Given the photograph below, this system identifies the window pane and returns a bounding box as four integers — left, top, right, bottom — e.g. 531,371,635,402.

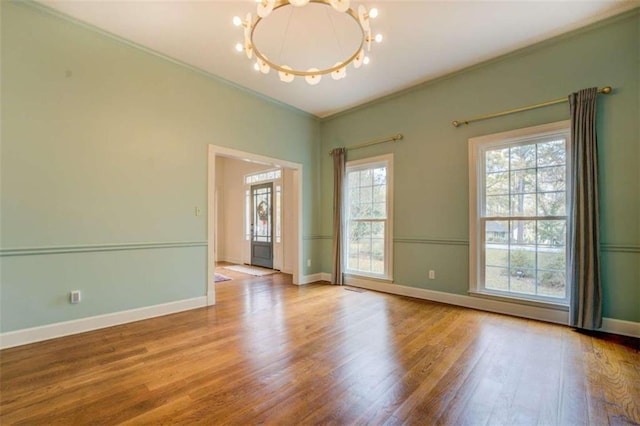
373,167,386,185
349,221,372,273
510,144,536,170
275,185,281,243
373,184,386,203
537,140,565,167
510,246,535,270
348,242,360,270
361,204,375,219
509,247,535,295
538,166,565,192
511,168,536,194
486,148,509,173
510,221,536,245
485,244,509,268
360,186,373,203
537,192,565,216
537,270,566,298
485,246,508,268
538,247,566,270
372,222,384,238
486,172,509,196
537,220,566,247
486,195,510,216
485,220,509,244
349,188,360,213
371,239,385,273
245,190,251,240
509,268,536,295
485,220,508,268
510,194,536,216
372,202,386,218
360,169,373,187
485,266,509,291
350,221,370,240
349,171,360,188
356,239,372,271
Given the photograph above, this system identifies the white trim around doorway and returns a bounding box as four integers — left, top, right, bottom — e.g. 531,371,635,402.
207,145,304,306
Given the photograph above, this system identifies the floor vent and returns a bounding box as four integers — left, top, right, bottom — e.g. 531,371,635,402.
344,287,366,293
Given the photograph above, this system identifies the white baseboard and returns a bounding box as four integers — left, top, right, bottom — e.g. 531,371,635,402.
0,296,207,349
345,276,568,324
601,318,640,338
297,273,331,285
222,257,243,265
342,275,640,338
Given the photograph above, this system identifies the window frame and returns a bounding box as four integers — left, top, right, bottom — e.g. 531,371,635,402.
344,153,394,281
469,120,571,306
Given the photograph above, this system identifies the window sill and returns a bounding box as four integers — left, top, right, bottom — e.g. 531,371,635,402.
468,290,569,311
344,273,393,285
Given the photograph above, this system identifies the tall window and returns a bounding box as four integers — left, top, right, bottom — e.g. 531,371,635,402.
275,184,282,243
345,154,393,280
469,121,570,305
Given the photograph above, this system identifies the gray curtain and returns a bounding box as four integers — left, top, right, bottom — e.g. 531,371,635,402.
331,148,346,285
568,87,602,330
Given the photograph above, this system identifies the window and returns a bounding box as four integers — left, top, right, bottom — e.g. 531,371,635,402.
275,184,281,243
245,169,281,185
345,154,393,280
469,121,571,305
245,189,251,241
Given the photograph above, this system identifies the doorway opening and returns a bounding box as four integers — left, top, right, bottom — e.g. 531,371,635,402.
207,145,303,306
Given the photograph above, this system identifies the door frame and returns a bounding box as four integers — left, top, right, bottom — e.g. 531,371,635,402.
207,145,303,305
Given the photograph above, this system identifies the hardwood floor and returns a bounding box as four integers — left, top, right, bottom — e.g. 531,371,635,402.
1,274,639,425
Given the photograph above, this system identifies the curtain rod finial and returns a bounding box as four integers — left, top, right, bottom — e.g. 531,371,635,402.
601,86,612,94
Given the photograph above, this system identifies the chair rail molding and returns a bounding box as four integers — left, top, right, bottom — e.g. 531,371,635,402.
0,241,207,257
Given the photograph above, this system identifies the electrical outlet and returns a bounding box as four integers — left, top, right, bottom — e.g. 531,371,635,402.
195,206,201,216
307,259,311,267
70,290,81,304
428,270,435,280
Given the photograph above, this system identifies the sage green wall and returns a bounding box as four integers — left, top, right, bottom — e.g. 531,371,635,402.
320,11,640,322
0,2,321,332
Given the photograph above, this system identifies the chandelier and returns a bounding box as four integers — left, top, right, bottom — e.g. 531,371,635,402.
233,0,381,85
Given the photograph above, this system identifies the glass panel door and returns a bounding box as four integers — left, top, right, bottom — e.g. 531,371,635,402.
250,183,273,269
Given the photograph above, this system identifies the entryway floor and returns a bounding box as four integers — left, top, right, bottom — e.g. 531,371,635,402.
215,261,282,281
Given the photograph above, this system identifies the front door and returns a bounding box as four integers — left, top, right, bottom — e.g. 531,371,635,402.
250,182,273,269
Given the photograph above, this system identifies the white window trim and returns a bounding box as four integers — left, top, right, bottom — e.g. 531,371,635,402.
344,153,394,281
469,120,571,307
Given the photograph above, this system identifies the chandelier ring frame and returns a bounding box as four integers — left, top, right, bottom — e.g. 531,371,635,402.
250,0,365,77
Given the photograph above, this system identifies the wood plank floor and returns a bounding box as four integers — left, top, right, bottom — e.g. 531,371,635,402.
1,274,639,425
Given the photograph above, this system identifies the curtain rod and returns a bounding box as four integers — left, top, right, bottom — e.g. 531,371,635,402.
452,86,613,128
329,134,403,155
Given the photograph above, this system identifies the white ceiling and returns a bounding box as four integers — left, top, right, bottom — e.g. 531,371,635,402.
39,0,638,118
